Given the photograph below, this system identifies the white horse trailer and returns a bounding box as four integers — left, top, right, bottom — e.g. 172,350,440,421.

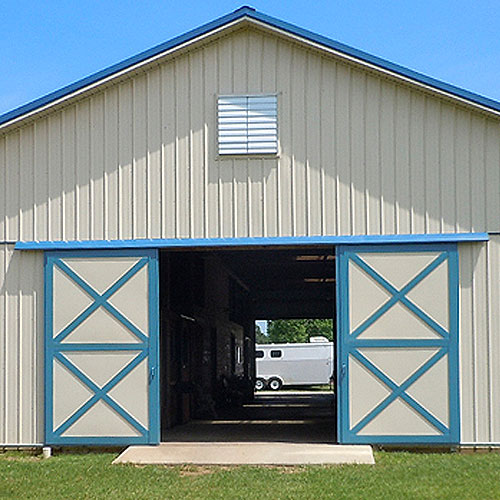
255,338,334,390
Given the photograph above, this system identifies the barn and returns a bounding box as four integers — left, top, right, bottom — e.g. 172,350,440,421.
0,6,499,449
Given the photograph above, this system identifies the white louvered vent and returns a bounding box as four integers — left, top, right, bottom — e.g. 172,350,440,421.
218,95,278,155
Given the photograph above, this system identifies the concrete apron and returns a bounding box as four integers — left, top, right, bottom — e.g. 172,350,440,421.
113,393,374,465
113,443,375,465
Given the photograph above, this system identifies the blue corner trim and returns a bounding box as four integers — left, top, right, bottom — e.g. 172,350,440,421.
15,232,489,251
2,7,500,128
335,245,344,444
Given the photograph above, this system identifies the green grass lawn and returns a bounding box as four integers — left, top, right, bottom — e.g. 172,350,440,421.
1,450,500,500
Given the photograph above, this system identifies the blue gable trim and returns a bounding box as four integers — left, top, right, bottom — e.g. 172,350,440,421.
1,6,500,128
15,232,489,251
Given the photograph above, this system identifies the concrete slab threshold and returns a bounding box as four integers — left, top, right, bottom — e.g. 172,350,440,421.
113,442,375,465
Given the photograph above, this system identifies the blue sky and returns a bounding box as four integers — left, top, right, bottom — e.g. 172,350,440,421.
256,320,267,334
1,1,500,116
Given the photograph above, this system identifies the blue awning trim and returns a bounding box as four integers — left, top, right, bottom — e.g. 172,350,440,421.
14,233,489,251
1,6,500,128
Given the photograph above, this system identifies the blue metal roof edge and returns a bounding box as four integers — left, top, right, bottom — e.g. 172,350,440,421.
250,9,500,113
0,7,255,127
1,5,500,128
14,233,489,250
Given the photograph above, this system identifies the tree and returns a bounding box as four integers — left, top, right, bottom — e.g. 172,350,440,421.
267,319,333,343
255,323,270,344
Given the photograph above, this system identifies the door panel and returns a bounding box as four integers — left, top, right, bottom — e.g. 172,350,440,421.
45,249,159,445
337,244,459,444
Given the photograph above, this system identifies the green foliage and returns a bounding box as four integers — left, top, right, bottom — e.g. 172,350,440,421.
2,451,500,499
255,324,270,344
267,319,333,344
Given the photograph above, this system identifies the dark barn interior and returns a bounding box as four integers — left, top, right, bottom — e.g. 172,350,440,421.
158,246,337,441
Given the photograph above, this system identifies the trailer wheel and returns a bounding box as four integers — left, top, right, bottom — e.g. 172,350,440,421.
268,377,282,391
255,378,266,391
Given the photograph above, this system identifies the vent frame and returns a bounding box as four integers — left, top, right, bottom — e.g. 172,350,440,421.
217,93,279,156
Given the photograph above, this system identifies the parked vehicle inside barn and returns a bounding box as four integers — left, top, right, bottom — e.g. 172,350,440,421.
255,337,334,390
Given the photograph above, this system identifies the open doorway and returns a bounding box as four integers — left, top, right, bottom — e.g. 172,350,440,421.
250,317,335,443
158,246,337,443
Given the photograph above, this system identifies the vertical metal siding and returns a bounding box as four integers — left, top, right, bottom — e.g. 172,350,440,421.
1,28,499,242
0,245,44,444
0,135,5,241
459,236,500,444
0,28,500,446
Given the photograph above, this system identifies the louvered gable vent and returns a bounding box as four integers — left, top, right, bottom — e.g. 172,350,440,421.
218,95,278,155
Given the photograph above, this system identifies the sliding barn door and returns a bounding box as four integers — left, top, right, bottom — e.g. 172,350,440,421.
44,249,159,445
337,244,459,444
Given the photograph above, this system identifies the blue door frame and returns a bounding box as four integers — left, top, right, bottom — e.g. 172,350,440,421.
336,243,460,444
44,249,160,445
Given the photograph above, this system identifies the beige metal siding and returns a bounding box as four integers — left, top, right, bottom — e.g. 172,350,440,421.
2,240,500,445
460,235,500,444
0,26,500,446
0,27,499,242
0,245,44,444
